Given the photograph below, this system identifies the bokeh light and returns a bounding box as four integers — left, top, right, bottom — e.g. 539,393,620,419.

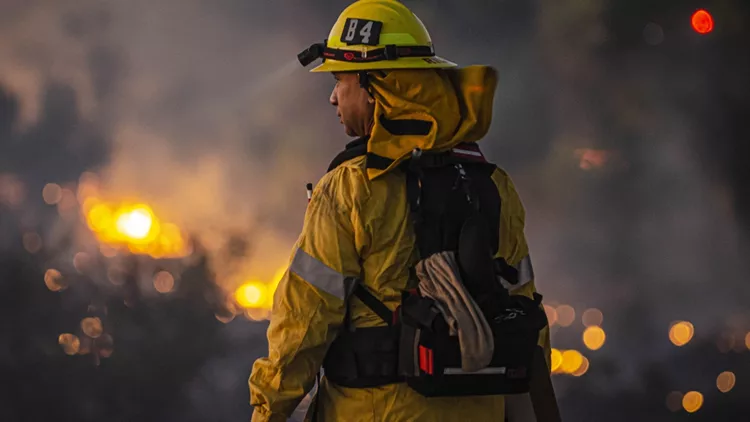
245,307,271,321
544,305,558,326
76,172,100,203
97,333,114,358
556,305,575,327
58,333,81,355
57,188,77,215
215,314,235,323
44,269,67,292
215,305,237,324
0,174,26,206
717,371,736,393
581,308,603,327
235,282,266,308
78,337,92,355
691,9,714,35
669,321,694,346
81,317,103,339
561,349,584,374
682,391,704,413
107,267,126,286
551,348,563,373
583,326,606,351
230,270,282,321
745,332,750,351
100,244,118,258
153,271,175,294
571,356,590,377
42,183,62,205
73,252,91,273
22,232,42,254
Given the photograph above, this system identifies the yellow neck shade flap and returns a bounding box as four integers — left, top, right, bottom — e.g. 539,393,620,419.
365,65,499,180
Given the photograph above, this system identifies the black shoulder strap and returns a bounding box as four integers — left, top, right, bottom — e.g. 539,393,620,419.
328,139,488,173
328,136,369,172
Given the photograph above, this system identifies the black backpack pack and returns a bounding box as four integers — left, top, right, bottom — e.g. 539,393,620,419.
322,138,548,397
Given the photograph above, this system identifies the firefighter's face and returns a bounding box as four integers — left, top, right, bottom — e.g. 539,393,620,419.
330,72,375,137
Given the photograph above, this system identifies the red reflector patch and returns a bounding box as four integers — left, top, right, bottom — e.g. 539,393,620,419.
419,345,434,375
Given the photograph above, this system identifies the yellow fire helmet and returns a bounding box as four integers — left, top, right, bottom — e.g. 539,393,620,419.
298,0,457,72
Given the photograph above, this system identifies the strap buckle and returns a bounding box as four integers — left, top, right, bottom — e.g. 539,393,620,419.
384,44,399,60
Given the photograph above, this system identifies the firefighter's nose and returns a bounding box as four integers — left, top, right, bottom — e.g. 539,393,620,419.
330,85,338,106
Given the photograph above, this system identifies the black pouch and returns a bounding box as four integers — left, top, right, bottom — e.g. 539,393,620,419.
323,324,402,388
397,290,546,397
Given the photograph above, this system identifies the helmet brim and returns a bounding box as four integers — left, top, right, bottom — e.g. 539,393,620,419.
310,55,457,73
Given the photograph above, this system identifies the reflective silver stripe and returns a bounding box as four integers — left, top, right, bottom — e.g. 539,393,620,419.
452,148,483,157
517,255,534,285
289,248,347,300
499,255,534,291
444,367,507,375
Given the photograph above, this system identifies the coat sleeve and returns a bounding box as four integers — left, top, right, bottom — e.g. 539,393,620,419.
249,167,364,422
490,168,551,364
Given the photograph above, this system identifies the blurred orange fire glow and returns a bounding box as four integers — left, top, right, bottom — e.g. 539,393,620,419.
233,267,287,318
82,198,190,259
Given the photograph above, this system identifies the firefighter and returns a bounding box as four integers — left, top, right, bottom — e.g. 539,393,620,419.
249,1,556,421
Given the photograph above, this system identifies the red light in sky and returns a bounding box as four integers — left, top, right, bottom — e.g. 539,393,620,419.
691,9,714,34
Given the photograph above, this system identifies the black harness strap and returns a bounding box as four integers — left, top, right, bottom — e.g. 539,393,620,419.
352,284,394,326
328,137,369,171
404,149,427,257
406,171,422,225
495,257,520,285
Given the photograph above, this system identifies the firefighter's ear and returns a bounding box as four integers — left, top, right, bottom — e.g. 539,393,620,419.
367,96,375,104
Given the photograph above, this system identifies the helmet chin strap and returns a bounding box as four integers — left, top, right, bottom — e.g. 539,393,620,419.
358,71,370,90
